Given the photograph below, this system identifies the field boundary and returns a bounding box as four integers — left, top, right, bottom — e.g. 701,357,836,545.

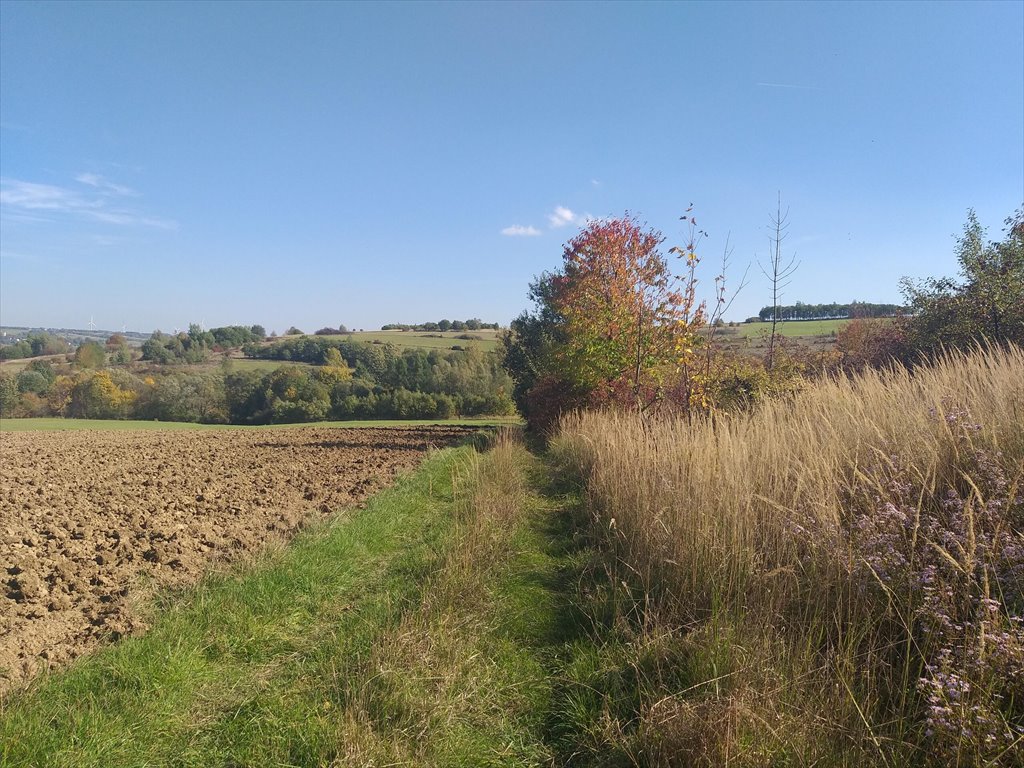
0,416,521,432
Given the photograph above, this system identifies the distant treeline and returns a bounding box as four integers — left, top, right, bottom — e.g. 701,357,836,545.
236,336,514,422
2,326,269,362
0,331,71,360
0,362,513,424
1,335,514,424
223,368,512,424
141,325,266,364
381,319,500,332
245,335,508,391
754,302,903,322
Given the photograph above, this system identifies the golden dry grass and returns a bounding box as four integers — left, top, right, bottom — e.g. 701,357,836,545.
556,346,1022,612
551,345,1024,765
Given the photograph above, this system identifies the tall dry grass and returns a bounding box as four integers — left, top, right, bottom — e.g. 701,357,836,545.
552,345,1024,766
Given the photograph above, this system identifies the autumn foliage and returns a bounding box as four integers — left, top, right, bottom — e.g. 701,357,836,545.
501,214,706,432
835,316,910,372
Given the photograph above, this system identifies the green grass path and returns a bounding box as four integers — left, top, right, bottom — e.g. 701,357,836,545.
2,437,632,767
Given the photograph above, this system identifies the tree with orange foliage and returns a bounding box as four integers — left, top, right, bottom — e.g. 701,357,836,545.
554,215,706,405
501,213,706,432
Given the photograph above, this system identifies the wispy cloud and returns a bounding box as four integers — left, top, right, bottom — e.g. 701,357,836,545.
75,172,139,197
756,82,823,91
0,176,176,229
591,179,601,187
501,224,541,237
89,210,177,229
0,179,99,212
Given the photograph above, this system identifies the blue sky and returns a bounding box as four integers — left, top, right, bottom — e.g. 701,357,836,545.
2,0,1022,334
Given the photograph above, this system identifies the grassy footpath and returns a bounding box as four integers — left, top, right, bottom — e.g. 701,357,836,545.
1,432,651,766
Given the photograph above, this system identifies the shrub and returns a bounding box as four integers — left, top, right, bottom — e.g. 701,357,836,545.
0,372,17,415
0,341,33,360
522,375,588,436
835,317,911,372
271,396,329,423
224,371,269,424
265,365,330,423
15,370,50,395
27,332,70,357
15,392,51,417
74,341,106,369
137,373,227,423
69,371,136,419
902,208,1023,355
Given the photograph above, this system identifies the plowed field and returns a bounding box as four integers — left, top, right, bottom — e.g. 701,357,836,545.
0,425,472,694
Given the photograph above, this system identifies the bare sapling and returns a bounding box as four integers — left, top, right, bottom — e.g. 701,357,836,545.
758,193,800,371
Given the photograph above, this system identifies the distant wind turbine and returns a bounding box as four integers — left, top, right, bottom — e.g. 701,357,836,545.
87,316,97,332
